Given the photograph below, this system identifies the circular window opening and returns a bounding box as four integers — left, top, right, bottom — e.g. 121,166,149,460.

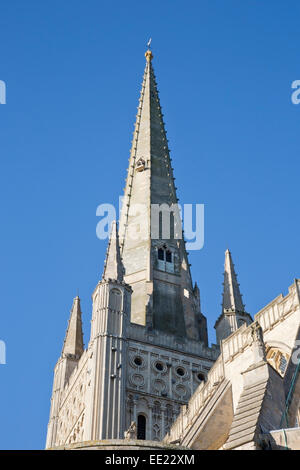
155,361,164,371
134,357,143,367
176,367,185,377
197,373,205,381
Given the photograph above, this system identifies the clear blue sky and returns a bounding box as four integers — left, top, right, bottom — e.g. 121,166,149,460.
1,0,300,449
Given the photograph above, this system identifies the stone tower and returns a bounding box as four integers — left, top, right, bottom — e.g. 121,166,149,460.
83,221,132,440
214,249,252,344
46,48,219,448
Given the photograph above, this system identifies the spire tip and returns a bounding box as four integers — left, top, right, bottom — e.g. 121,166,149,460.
145,49,153,62
145,38,153,61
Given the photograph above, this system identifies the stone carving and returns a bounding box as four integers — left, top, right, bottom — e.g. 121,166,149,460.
129,373,145,389
124,421,137,439
250,322,263,343
135,158,145,172
153,379,166,394
153,423,160,441
250,322,266,362
174,384,187,399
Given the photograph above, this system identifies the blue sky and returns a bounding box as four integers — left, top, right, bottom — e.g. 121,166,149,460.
1,0,300,449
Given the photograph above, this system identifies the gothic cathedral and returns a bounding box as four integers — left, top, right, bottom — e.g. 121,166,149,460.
46,49,300,451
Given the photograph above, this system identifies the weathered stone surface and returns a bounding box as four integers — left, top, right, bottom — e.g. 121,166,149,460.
166,281,300,450
261,428,300,450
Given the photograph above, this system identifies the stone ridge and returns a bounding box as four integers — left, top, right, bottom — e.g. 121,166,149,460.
49,438,187,450
224,380,268,449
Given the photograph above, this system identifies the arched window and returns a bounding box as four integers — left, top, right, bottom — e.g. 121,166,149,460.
137,414,146,440
157,246,174,273
166,250,172,263
158,248,164,261
109,288,122,311
165,404,173,434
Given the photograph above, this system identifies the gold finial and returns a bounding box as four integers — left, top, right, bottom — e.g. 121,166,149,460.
145,38,153,62
145,49,153,62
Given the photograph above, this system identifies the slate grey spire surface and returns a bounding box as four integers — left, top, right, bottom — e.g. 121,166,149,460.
118,49,206,342
222,249,245,313
62,296,84,358
102,220,124,282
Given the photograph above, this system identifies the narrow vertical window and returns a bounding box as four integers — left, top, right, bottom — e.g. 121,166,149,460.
158,248,164,261
137,414,146,440
166,250,172,263
159,211,162,239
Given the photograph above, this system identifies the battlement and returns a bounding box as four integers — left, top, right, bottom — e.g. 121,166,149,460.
255,279,300,333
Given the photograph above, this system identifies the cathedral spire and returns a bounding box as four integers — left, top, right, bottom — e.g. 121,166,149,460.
119,47,179,248
102,220,124,282
222,249,245,314
117,48,206,342
62,296,84,358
